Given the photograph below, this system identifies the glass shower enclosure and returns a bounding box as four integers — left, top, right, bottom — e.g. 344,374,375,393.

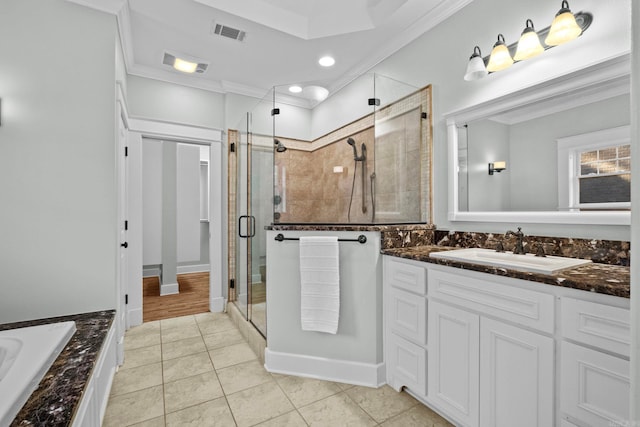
230,92,274,338
272,73,433,225
228,74,433,339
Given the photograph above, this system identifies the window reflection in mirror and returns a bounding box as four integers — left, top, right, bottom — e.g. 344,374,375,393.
459,93,630,212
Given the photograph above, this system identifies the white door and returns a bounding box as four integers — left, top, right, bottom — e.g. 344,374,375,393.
479,317,554,427
116,107,128,364
126,132,143,328
428,300,480,427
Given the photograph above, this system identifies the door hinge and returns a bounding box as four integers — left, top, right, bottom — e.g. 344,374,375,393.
229,278,235,289
124,220,128,230
421,112,428,119
125,294,128,304
125,146,128,157
230,142,236,153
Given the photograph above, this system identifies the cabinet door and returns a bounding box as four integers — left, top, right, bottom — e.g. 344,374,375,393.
428,301,479,427
388,287,427,345
386,332,427,395
479,318,554,427
561,341,630,426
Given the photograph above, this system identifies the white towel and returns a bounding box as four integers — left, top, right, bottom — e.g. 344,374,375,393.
299,236,340,334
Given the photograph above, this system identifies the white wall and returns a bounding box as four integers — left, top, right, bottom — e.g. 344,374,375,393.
176,143,201,262
127,75,226,129
0,0,118,322
142,140,163,265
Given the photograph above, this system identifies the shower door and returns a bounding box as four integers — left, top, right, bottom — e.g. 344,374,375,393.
233,115,272,338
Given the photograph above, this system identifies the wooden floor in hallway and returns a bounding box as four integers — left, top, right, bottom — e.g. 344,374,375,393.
143,272,210,322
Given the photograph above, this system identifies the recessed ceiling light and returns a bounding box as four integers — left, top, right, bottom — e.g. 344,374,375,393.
318,56,335,67
173,57,198,73
303,85,329,101
289,85,303,93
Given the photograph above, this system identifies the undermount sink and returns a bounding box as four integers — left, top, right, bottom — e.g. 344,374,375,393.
429,248,592,275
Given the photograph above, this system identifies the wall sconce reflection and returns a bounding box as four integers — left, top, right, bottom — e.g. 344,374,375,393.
488,161,507,175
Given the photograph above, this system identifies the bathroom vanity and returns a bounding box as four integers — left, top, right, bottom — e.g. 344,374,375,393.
382,249,630,427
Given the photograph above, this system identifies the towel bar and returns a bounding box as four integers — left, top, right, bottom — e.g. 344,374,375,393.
274,233,367,244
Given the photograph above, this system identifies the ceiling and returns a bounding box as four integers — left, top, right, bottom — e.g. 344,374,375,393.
68,0,471,103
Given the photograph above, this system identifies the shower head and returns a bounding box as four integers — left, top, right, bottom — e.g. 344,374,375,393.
347,137,361,160
274,139,287,153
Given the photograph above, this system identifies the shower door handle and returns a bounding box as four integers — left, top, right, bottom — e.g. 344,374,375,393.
238,215,250,238
238,215,256,238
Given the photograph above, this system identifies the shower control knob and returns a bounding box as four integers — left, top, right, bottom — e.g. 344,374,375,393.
120,242,128,248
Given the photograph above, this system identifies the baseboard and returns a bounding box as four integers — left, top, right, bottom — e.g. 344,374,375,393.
210,296,225,313
264,348,385,388
144,265,210,277
143,267,161,278
177,264,210,274
160,282,179,296
127,308,143,328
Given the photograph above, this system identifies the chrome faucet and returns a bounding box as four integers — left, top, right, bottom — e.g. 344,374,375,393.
505,227,526,255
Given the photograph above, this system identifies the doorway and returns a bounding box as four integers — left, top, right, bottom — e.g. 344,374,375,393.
140,138,211,322
121,115,225,331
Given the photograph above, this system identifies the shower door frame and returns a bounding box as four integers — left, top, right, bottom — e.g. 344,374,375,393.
228,117,269,338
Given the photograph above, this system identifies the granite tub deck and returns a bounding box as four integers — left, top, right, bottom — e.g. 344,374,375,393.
0,310,115,426
382,246,630,298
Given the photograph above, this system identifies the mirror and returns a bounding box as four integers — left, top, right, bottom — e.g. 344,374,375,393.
446,55,631,225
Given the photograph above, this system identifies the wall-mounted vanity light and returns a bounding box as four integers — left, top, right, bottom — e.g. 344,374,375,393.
464,47,488,81
488,161,507,175
463,1,592,81
486,34,514,72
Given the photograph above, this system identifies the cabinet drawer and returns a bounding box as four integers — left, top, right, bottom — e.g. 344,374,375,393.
386,333,426,396
385,257,427,295
561,298,630,358
428,268,555,334
388,287,427,345
561,341,630,426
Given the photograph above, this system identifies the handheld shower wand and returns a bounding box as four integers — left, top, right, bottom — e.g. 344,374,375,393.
346,137,368,220
347,138,366,161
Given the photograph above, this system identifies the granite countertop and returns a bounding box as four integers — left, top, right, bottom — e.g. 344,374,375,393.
270,223,437,232
0,310,115,427
382,246,630,298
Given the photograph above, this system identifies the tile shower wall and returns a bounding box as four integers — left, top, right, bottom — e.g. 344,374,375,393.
274,85,432,224
275,128,375,223
375,108,422,222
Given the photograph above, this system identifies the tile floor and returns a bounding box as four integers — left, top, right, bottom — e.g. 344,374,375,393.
104,312,452,427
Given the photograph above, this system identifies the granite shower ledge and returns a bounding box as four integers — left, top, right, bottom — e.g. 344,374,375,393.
382,246,630,299
0,310,115,426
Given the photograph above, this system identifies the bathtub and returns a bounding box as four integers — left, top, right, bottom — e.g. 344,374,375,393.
0,321,76,426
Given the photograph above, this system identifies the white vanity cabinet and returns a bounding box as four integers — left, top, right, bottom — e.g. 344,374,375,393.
384,256,428,395
383,255,631,427
427,267,554,427
560,298,631,427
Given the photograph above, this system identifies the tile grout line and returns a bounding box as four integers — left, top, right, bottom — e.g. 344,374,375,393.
199,316,240,427
159,319,167,426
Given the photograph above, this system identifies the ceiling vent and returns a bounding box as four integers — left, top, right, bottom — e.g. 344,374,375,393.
162,52,209,74
212,23,246,42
